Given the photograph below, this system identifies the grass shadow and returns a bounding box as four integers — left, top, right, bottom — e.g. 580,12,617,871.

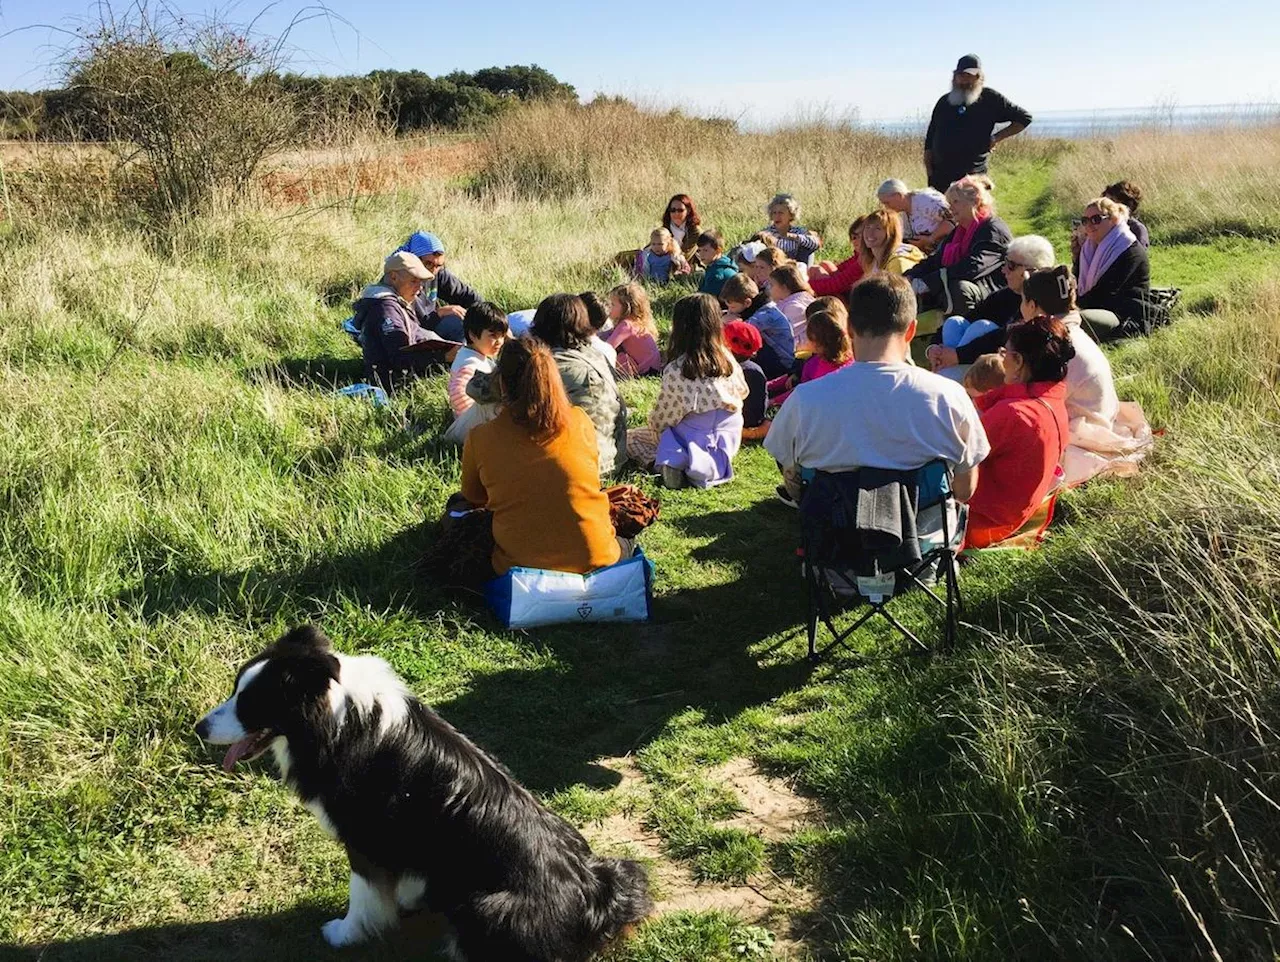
245,354,366,390
434,498,818,790
5,906,455,962
113,495,816,794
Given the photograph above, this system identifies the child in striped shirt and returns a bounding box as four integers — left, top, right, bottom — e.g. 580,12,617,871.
443,303,508,444
761,193,822,263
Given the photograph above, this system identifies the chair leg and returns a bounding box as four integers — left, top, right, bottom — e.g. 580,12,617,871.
942,551,959,652
879,605,928,654
805,564,819,661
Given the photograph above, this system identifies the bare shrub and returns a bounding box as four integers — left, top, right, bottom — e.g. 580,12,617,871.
62,4,301,221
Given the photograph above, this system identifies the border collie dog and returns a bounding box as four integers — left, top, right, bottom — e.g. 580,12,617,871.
195,624,651,959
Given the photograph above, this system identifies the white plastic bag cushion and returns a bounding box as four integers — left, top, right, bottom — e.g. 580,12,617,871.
484,549,654,630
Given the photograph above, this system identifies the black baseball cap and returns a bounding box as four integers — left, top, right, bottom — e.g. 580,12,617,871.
955,54,982,76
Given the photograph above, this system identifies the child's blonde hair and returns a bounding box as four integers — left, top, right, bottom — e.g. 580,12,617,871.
769,263,813,296
805,310,853,365
756,247,789,270
609,282,657,340
964,354,1006,396
649,227,676,255
807,295,848,332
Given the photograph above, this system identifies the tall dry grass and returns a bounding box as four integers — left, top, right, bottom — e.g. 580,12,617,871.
1052,124,1280,242
476,101,923,245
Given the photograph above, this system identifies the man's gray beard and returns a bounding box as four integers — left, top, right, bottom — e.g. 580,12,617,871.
947,83,984,107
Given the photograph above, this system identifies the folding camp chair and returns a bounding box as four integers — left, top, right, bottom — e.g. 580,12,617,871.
799,461,964,662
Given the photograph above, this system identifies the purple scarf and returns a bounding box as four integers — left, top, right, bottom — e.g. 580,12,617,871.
1078,221,1137,296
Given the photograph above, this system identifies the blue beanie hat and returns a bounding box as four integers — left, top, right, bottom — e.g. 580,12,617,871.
398,231,445,257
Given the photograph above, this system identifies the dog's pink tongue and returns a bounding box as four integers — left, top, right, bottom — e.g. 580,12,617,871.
222,736,259,773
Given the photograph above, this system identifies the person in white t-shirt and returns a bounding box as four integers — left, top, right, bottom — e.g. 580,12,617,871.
765,274,989,506
877,179,955,252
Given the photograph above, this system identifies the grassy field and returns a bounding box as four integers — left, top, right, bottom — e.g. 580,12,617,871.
3,113,1280,962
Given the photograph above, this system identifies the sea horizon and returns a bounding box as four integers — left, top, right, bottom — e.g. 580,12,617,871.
859,102,1280,138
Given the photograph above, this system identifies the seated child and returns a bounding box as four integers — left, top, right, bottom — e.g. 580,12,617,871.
808,217,867,297
737,244,787,300
696,229,739,299
626,294,749,489
579,291,618,369
963,354,1006,400
761,193,822,264
808,295,850,337
766,309,853,407
443,302,508,445
769,263,816,350
719,274,794,380
604,283,663,377
723,320,768,440
505,308,536,339
633,228,689,284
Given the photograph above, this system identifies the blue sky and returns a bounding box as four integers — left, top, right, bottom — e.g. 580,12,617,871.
2,0,1277,122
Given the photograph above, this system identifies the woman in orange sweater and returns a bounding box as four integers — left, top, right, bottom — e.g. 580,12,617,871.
460,336,622,577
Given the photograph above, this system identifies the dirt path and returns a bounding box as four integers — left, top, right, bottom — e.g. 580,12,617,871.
584,757,822,958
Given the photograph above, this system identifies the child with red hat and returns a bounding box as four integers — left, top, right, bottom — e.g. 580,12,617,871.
723,320,769,440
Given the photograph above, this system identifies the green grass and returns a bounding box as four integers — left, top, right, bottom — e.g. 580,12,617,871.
3,127,1280,962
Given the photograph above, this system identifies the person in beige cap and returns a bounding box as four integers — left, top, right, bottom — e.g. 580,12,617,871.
353,250,460,390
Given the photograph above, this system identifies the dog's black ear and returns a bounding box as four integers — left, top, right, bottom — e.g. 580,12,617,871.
279,650,341,699
278,623,332,652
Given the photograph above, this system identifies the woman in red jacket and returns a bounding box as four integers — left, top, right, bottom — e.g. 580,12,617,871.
965,315,1075,548
807,217,867,298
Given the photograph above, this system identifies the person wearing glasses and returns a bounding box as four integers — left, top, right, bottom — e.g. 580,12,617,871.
926,235,1055,374
662,194,703,261
1071,196,1151,341
923,55,1032,195
354,251,461,389
397,231,483,344
613,194,703,273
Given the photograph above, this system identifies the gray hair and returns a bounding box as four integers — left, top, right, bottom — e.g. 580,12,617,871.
1006,235,1055,270
877,178,909,199
768,193,801,218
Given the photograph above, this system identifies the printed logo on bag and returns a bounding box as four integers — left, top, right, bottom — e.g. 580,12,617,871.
577,603,593,620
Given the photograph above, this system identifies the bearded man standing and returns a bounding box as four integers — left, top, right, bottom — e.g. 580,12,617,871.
923,55,1032,193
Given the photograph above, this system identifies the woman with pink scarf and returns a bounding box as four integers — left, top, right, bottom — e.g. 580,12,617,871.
905,176,1012,317
1072,195,1151,341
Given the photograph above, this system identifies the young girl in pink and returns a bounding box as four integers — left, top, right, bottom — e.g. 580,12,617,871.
766,308,852,407
604,283,663,377
767,263,815,350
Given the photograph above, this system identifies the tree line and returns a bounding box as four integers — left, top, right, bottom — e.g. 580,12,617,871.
0,64,579,140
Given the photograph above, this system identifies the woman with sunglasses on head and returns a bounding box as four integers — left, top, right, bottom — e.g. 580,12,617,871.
1071,196,1150,341
926,234,1054,375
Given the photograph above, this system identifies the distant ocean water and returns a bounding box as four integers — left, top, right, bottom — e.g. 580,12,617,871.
864,103,1280,139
